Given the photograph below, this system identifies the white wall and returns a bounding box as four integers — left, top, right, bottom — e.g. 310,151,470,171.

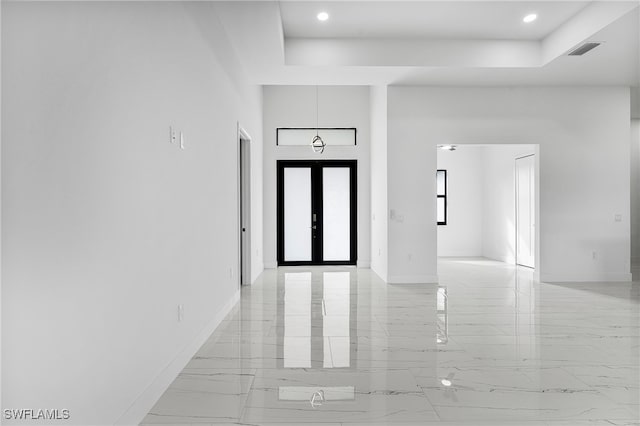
632,119,640,279
482,145,538,264
2,2,262,425
370,86,388,280
248,128,264,283
262,86,371,268
0,0,3,412
388,86,631,283
385,99,437,284
436,146,484,257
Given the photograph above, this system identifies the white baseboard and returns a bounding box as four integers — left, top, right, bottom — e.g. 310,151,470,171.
264,261,277,269
250,262,264,284
115,290,240,426
632,257,640,282
388,274,439,284
482,254,513,264
540,272,633,283
370,266,388,283
632,266,640,282
438,251,484,258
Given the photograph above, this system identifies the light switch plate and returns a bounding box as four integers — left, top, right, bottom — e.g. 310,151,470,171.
178,304,184,322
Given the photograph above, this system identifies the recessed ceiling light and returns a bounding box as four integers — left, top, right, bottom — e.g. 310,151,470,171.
317,12,329,22
523,13,538,23
441,379,452,387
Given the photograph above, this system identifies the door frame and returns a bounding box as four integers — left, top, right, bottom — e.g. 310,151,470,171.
277,160,357,266
238,124,252,286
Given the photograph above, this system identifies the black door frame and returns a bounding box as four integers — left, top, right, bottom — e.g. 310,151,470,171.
277,160,357,266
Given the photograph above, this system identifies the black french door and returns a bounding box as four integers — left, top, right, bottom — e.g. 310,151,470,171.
277,160,357,266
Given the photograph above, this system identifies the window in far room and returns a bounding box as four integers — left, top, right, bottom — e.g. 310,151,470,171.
437,170,447,225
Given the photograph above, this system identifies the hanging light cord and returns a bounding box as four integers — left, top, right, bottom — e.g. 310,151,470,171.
311,85,325,154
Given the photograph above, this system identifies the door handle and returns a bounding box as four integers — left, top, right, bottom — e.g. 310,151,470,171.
310,225,317,229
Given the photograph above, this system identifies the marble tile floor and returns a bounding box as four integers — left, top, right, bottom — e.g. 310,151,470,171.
142,258,639,426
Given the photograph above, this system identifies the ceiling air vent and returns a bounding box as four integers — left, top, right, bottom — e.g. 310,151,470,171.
568,42,601,56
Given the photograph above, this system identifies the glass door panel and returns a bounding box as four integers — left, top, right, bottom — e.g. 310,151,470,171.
322,167,351,261
284,167,312,262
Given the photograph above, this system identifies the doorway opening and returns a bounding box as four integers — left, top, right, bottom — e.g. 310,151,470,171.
436,144,538,271
277,160,357,266
239,126,251,286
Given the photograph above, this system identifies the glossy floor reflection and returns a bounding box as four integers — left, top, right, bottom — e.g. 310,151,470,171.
142,258,640,426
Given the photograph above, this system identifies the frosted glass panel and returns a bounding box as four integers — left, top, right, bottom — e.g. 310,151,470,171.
322,168,350,261
437,197,446,223
277,128,356,146
284,168,311,261
437,170,446,195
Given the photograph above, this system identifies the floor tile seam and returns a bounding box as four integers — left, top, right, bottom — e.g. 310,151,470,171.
417,385,444,421
238,370,259,425
372,315,391,338
553,365,605,390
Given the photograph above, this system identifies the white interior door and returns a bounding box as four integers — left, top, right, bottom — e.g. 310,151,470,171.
516,155,535,268
240,139,251,285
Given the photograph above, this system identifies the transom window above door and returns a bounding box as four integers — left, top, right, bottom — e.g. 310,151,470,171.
276,128,357,146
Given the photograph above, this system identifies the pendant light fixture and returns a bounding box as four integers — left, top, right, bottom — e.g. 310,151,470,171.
311,86,326,154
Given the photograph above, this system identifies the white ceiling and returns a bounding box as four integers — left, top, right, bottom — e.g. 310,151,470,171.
214,1,640,87
281,1,589,40
393,7,639,85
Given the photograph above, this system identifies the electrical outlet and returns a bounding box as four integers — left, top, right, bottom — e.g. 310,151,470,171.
229,267,233,278
615,214,622,222
177,304,184,322
592,251,597,260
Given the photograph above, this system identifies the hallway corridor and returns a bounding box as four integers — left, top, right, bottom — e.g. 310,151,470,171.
142,259,639,425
